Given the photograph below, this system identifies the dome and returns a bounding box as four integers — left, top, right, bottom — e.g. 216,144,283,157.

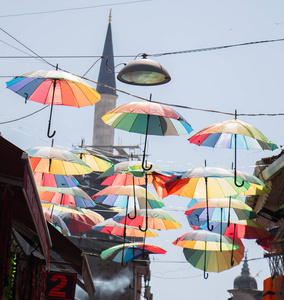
234,255,258,290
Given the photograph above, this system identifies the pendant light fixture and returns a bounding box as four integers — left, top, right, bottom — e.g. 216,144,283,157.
117,54,171,86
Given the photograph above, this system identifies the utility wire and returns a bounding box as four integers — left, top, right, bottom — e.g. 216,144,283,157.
0,0,151,18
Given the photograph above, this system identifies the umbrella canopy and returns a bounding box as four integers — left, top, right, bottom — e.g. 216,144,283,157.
165,167,250,199
27,146,93,175
38,186,96,208
41,202,84,214
189,118,277,150
113,208,181,230
93,219,158,237
256,227,280,252
196,219,270,240
6,69,101,138
6,69,100,107
102,101,193,136
70,147,113,172
42,207,71,236
34,172,79,188
185,198,258,222
58,209,104,233
92,185,165,209
100,242,166,263
173,230,244,275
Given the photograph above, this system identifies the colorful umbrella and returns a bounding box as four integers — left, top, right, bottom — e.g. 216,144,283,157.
92,185,165,210
41,202,85,214
58,209,104,233
27,146,93,175
102,101,193,136
185,198,258,223
256,227,280,252
188,111,278,186
42,207,71,236
100,242,166,263
113,208,181,231
173,230,244,277
70,147,113,172
92,218,158,237
34,172,79,188
38,186,96,208
6,68,100,138
196,219,270,240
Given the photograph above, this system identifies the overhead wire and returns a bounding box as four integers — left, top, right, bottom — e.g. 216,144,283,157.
1,27,284,127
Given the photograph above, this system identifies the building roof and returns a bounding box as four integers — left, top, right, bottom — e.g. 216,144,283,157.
96,16,117,96
234,254,258,290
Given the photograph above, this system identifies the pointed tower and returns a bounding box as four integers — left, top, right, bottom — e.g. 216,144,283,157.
227,253,263,300
93,11,117,153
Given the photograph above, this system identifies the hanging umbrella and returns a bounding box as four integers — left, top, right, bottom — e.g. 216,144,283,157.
58,209,104,233
41,202,84,214
42,207,71,236
113,208,181,231
27,146,93,175
196,219,270,240
6,68,100,138
102,101,193,137
71,147,113,172
92,219,158,237
165,166,251,199
37,186,96,208
92,185,165,210
184,198,258,223
34,172,79,188
173,230,244,277
188,111,278,186
100,242,166,263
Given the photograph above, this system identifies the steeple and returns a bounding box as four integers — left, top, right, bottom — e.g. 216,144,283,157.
92,12,118,153
96,10,117,96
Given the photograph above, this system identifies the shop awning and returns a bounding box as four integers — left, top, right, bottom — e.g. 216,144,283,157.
0,136,51,266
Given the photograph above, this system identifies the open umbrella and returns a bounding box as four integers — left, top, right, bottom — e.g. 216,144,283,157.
188,110,278,186
6,68,101,138
113,208,181,231
102,100,192,170
58,209,104,233
92,185,165,210
173,230,244,278
185,198,258,223
34,172,79,188
27,146,93,175
38,186,96,208
42,207,71,236
196,219,270,240
92,218,158,238
100,242,166,263
71,147,113,172
41,202,85,214
165,166,252,231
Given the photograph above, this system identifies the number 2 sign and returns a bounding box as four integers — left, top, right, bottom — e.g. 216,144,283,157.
45,271,77,300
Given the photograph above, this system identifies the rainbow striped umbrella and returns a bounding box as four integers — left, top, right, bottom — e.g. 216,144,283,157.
34,172,79,188
101,242,166,263
93,219,158,237
6,68,100,138
102,101,193,136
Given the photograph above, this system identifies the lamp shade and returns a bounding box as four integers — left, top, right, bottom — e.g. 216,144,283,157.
117,57,171,86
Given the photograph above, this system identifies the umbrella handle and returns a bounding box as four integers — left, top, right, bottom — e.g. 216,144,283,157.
128,176,137,220
234,133,244,187
127,207,137,220
47,120,56,138
204,268,209,279
121,261,128,267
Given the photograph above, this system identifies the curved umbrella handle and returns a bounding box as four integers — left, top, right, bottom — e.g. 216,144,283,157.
205,177,213,231
142,94,153,171
204,268,209,279
128,176,137,220
121,261,128,268
234,133,244,187
47,120,56,138
139,173,149,232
